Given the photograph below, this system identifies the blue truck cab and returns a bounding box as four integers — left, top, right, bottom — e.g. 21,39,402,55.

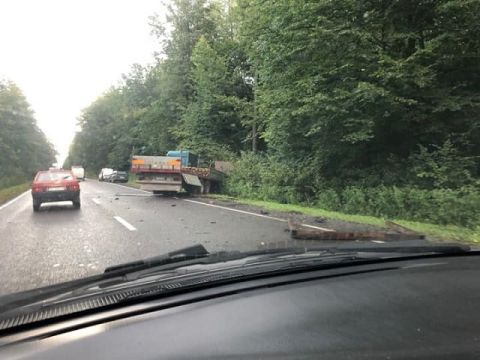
166,150,198,167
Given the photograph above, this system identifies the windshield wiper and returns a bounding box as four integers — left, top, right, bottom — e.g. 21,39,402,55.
104,244,210,274
326,243,471,255
104,243,471,275
0,243,474,323
1,243,471,314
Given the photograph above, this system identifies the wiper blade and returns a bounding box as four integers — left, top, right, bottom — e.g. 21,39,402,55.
0,245,210,314
105,243,470,275
327,243,471,255
104,244,210,274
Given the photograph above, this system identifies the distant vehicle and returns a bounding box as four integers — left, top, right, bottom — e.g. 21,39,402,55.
108,170,128,183
71,166,85,181
130,151,224,195
31,170,81,211
131,156,183,194
98,168,113,181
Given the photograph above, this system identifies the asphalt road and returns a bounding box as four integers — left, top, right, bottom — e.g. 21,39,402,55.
0,179,302,296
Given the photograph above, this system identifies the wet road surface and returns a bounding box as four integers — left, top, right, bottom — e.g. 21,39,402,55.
0,179,303,295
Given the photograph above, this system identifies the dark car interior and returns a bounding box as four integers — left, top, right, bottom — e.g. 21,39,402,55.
1,254,479,359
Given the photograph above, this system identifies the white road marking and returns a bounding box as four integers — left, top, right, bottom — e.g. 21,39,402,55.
114,193,152,197
0,190,30,211
114,216,137,231
371,240,385,244
183,199,334,232
100,181,335,232
103,181,151,194
92,198,101,205
301,224,336,231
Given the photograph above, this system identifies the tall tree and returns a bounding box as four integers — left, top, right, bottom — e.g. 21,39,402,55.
177,36,250,159
238,0,480,188
67,0,479,193
0,80,56,186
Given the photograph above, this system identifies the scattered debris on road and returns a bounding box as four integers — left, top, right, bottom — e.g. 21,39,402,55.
171,204,176,207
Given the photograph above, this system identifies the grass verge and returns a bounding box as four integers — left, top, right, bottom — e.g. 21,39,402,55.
0,183,30,206
127,173,141,189
209,195,480,244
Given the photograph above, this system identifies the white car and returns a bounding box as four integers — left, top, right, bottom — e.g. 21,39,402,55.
71,166,85,181
98,168,113,181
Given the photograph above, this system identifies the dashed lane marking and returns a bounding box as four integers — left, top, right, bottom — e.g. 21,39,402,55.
99,181,335,232
92,198,101,205
114,216,137,231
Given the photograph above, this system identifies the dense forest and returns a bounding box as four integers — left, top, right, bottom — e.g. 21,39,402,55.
65,0,480,227
0,80,56,188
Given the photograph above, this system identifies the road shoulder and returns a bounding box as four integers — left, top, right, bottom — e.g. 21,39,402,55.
204,195,480,245
89,178,479,245
0,183,30,208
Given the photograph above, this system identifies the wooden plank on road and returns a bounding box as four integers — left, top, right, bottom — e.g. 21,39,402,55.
288,219,424,241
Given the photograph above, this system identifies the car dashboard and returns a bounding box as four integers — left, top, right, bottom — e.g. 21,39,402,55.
1,255,479,359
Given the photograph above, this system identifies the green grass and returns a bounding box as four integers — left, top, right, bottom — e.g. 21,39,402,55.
209,195,480,244
127,173,141,189
0,183,30,206
85,170,97,179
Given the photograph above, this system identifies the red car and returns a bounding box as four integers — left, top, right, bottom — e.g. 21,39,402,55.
31,170,81,211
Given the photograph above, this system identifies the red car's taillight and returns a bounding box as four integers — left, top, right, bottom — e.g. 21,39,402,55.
32,185,43,193
68,183,80,191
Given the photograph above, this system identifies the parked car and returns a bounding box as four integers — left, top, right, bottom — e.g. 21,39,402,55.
71,166,85,181
31,170,81,211
98,168,113,181
108,170,128,183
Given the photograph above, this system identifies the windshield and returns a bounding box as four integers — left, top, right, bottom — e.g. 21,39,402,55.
36,172,73,181
0,0,478,309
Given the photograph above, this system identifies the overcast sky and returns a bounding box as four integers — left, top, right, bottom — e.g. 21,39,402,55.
0,0,164,165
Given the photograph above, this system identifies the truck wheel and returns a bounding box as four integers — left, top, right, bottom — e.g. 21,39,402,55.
73,200,81,209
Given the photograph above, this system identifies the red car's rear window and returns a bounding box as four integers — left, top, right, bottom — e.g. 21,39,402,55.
36,172,74,182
